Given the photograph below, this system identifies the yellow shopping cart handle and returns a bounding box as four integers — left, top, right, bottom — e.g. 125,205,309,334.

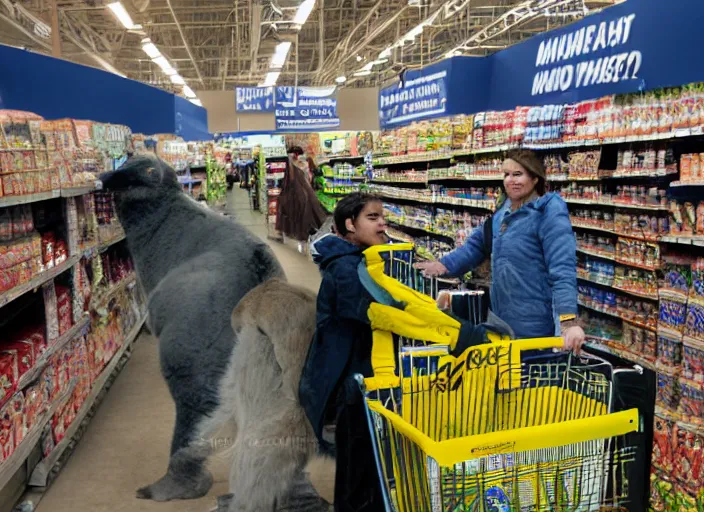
503,336,565,352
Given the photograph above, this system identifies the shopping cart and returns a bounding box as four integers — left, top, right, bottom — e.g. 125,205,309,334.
357,244,643,512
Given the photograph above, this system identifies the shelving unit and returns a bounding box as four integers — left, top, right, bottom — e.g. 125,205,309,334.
0,111,148,508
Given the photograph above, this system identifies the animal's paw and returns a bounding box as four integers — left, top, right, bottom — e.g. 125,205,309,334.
135,469,213,501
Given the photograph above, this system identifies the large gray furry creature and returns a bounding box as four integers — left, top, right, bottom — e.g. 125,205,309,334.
215,278,335,512
99,154,285,502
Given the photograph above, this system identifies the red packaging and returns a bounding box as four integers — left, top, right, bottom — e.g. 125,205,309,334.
24,382,48,431
652,415,675,473
2,340,35,379
55,284,73,336
41,232,56,270
5,392,26,448
0,403,15,462
672,423,704,486
0,351,19,405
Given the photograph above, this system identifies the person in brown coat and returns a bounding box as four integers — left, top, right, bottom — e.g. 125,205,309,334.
275,146,329,244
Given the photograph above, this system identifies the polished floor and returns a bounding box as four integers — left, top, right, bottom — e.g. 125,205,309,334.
34,187,322,512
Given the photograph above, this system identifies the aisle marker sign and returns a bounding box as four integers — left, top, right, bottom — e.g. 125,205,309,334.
236,87,275,112
378,70,448,129
531,12,641,97
274,86,340,130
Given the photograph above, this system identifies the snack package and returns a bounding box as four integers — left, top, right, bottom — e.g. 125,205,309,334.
2,340,35,379
0,351,19,405
5,392,26,448
652,415,676,473
0,402,15,462
677,378,704,425
24,381,48,431
672,422,704,486
682,336,704,382
43,280,60,343
657,368,681,411
40,422,55,458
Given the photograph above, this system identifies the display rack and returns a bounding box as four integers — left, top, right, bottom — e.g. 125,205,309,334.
318,85,704,511
0,110,148,508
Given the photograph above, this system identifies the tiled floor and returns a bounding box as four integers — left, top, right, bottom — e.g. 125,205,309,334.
34,187,322,512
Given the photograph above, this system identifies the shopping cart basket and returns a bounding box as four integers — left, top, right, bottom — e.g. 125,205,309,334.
356,244,643,512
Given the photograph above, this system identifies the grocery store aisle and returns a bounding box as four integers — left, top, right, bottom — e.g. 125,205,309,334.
33,187,322,512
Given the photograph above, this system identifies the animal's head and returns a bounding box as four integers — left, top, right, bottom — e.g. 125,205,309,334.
99,153,181,203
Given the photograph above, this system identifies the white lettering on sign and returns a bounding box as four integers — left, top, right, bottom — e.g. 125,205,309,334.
531,13,641,97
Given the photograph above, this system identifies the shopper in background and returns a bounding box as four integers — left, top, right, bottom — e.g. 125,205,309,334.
415,149,585,352
275,145,328,250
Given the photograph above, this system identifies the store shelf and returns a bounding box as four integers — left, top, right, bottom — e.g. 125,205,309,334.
0,191,60,208
0,255,80,309
428,175,504,182
28,315,146,487
564,197,668,211
577,247,616,261
60,185,99,198
0,379,76,491
89,273,137,311
17,315,91,391
578,300,657,333
377,193,496,211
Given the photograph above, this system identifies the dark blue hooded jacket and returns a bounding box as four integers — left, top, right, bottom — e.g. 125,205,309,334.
299,234,376,444
440,192,578,339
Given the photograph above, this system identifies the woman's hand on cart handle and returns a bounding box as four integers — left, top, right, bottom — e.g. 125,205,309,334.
561,325,586,354
414,261,448,277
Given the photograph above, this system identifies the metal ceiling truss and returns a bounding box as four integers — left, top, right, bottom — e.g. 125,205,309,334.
0,0,620,97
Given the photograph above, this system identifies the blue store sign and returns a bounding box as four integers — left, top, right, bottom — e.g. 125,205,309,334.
236,87,275,112
379,68,449,130
275,86,340,131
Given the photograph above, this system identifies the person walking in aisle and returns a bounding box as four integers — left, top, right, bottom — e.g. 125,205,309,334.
415,149,585,351
275,145,328,252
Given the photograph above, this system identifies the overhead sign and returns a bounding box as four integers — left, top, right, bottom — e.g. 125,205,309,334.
378,69,448,129
531,13,640,97
235,87,275,112
274,86,340,131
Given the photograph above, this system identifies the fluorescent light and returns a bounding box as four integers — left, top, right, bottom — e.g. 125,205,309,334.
293,0,315,25
335,76,347,83
371,58,388,65
260,71,280,87
182,85,196,98
142,42,161,59
270,41,292,69
190,99,202,107
107,2,137,30
169,74,185,85
353,70,371,77
153,56,176,75
379,47,392,59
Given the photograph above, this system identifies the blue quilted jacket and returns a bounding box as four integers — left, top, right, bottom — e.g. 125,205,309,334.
440,192,578,339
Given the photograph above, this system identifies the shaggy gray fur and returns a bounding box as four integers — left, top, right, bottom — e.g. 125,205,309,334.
99,154,285,502
221,278,334,512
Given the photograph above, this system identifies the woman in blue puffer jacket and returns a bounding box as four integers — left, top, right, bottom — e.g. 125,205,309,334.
415,149,585,351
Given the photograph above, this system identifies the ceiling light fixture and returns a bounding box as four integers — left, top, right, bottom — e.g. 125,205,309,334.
335,76,347,83
260,71,281,87
107,2,141,30
270,41,292,69
169,74,185,85
293,0,316,26
182,85,196,98
190,99,203,107
353,70,371,77
152,56,176,76
141,40,162,59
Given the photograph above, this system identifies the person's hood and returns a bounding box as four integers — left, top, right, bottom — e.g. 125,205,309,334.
310,234,361,269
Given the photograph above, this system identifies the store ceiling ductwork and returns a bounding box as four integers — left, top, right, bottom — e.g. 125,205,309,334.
0,0,622,94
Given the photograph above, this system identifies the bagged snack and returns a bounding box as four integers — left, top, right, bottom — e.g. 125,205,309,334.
0,351,19,405
682,336,704,382
652,415,675,473
0,402,15,461
24,382,48,431
2,340,35,379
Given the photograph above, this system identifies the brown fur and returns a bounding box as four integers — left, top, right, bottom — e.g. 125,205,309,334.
221,278,335,511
